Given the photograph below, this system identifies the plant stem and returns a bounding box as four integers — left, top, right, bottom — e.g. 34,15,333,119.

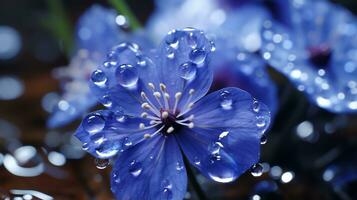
43,0,74,57
183,156,207,200
108,0,142,31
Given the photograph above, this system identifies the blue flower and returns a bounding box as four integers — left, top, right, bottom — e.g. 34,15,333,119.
261,0,357,113
48,5,151,128
147,0,280,117
75,28,271,199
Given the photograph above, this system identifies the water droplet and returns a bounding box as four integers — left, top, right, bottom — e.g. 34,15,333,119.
123,137,132,147
95,158,110,169
83,113,105,134
194,157,201,165
115,64,139,88
95,142,119,158
113,172,121,183
189,48,206,65
91,70,107,87
179,62,197,80
256,116,267,129
161,179,173,200
129,160,143,177
176,162,184,171
210,41,216,52
219,131,229,140
252,99,260,112
260,134,267,144
166,31,179,49
220,91,233,110
251,163,263,177
82,143,89,150
101,95,112,108
209,141,223,156
136,54,147,66
206,156,238,183
115,111,126,123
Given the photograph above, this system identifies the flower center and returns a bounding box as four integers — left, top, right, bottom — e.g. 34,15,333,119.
138,83,195,138
308,44,332,69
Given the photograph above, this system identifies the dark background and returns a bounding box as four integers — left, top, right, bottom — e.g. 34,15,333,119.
0,0,357,199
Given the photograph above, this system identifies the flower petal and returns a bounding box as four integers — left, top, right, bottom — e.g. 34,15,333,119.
111,136,187,200
177,87,270,182
156,28,215,109
75,110,158,159
75,5,123,54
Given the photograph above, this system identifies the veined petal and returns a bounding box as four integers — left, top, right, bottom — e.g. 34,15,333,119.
111,136,187,200
75,110,157,159
156,28,215,110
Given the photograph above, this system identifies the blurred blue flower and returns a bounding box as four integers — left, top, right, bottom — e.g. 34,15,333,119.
48,5,151,128
75,28,271,199
261,0,357,113
147,0,279,117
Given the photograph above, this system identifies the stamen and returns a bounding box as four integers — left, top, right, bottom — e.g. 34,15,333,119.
161,111,169,119
160,83,167,92
177,89,195,118
166,126,175,134
176,121,194,128
141,125,165,141
150,120,161,125
164,93,170,109
176,114,194,123
141,111,160,120
173,92,182,113
141,112,148,118
141,101,160,117
144,134,152,139
148,83,155,91
153,92,163,107
139,123,145,129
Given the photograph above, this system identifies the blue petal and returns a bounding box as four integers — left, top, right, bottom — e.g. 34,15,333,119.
111,136,187,200
156,29,215,110
75,5,124,54
211,52,278,119
176,88,270,182
261,0,357,113
47,50,100,128
75,110,156,159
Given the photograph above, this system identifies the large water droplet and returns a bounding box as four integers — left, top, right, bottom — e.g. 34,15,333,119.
179,62,197,80
95,158,110,169
206,156,238,183
91,70,107,87
189,48,206,66
251,163,263,177
95,142,119,158
129,160,143,177
220,91,233,110
83,113,105,134
115,64,139,88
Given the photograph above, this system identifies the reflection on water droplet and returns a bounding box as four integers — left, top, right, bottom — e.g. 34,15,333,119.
91,70,107,87
115,64,139,88
101,95,112,108
260,134,267,145
251,163,263,177
95,158,110,169
220,90,233,110
252,99,260,112
83,113,105,134
179,62,197,81
189,48,206,66
129,160,143,177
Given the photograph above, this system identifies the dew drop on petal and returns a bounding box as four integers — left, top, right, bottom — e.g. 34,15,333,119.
252,99,260,112
220,90,233,110
129,160,143,177
189,48,206,65
123,137,132,147
91,70,107,87
251,163,263,177
95,142,119,158
194,156,201,165
206,156,238,183
115,64,139,88
179,62,197,80
256,116,267,129
176,161,184,172
83,113,105,134
112,172,121,183
161,179,173,200
260,134,267,144
95,158,110,169
101,95,112,108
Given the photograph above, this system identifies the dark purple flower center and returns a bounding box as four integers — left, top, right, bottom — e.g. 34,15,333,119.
308,44,332,69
